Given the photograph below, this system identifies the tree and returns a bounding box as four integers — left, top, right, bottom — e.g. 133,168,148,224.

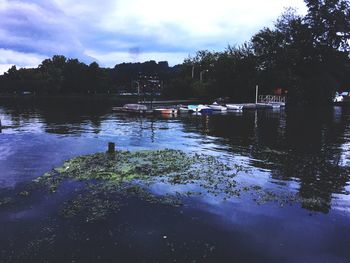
251,4,350,106
304,0,350,51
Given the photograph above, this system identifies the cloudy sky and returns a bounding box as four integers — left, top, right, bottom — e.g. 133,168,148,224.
0,0,307,73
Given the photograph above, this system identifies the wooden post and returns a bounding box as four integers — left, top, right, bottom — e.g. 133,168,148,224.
107,142,115,154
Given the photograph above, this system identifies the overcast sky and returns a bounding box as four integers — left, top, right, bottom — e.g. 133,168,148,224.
0,0,307,74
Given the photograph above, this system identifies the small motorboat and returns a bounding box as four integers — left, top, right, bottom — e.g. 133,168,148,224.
178,105,194,113
198,105,213,114
188,105,200,112
209,102,227,111
188,104,213,114
226,104,244,111
270,102,285,109
153,108,178,115
113,104,148,114
199,107,213,114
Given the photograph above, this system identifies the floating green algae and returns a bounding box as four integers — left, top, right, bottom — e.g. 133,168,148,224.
0,197,12,206
31,149,241,222
28,149,339,221
35,149,237,194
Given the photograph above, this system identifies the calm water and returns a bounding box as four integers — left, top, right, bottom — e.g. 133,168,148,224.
0,98,350,262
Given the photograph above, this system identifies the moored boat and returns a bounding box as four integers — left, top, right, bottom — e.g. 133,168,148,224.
153,108,178,115
113,104,148,114
199,107,213,114
226,104,244,110
178,105,194,113
188,104,213,114
198,105,213,114
270,102,285,109
188,105,200,112
209,102,227,111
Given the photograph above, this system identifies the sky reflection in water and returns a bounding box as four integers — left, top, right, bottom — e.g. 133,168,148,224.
1,99,350,262
0,100,350,214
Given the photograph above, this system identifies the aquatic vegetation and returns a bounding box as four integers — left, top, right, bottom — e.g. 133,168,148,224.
59,191,121,222
18,191,30,197
36,149,237,195
31,149,242,222
25,148,342,222
0,197,12,206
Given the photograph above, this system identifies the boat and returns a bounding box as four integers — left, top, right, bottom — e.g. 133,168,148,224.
187,104,213,114
178,107,191,113
256,103,273,109
153,108,178,115
242,103,257,110
209,102,227,111
199,107,213,114
178,105,194,114
113,104,149,114
226,104,244,111
334,91,350,104
270,102,285,109
188,105,200,112
198,105,213,114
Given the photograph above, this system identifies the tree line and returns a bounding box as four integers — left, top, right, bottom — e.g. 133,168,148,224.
0,57,172,95
169,0,350,105
0,0,349,106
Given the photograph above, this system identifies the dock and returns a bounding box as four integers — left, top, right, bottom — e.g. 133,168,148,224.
225,102,285,110
138,99,200,105
225,92,286,110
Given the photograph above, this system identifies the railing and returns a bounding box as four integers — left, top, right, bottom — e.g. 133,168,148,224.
258,95,286,103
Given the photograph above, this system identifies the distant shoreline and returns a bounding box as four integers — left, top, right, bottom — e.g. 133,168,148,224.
0,94,200,105
0,93,135,99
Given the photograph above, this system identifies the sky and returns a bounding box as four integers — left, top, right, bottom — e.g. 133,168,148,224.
0,0,307,74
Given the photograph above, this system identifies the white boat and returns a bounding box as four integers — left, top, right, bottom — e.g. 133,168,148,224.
270,102,285,109
188,105,201,112
178,106,194,113
198,105,213,114
188,104,214,114
226,104,244,110
113,104,148,113
153,108,178,115
209,102,227,111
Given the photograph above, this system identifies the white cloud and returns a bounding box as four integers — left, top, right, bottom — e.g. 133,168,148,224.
85,50,189,67
0,49,47,74
0,0,86,57
0,64,14,75
0,0,307,70
86,0,306,38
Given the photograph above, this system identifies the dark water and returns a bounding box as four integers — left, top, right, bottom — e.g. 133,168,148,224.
0,98,350,262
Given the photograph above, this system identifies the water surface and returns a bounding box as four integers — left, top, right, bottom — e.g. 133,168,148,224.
0,98,350,262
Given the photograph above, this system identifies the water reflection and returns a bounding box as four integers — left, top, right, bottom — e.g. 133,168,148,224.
0,97,112,135
179,108,350,213
0,99,350,213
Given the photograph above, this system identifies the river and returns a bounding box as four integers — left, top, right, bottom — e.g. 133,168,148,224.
0,98,349,262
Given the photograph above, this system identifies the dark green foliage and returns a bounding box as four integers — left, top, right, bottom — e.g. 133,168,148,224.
252,3,350,106
168,1,350,105
0,57,173,95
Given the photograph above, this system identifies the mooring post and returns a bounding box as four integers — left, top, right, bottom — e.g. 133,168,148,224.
107,142,115,154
